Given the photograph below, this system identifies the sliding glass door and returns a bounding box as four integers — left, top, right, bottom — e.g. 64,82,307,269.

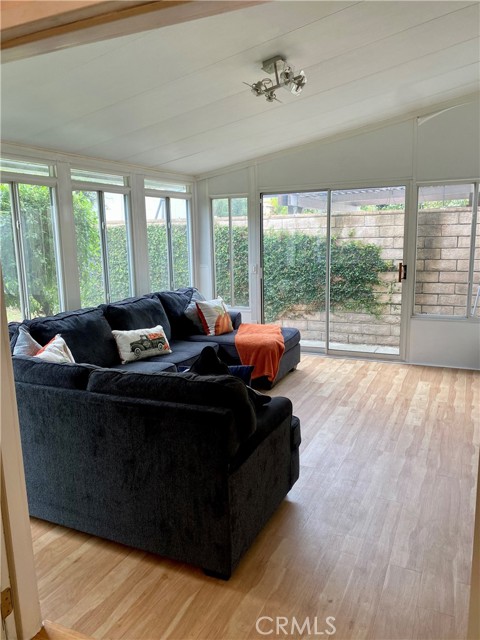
261,186,406,356
261,192,328,344
329,187,405,354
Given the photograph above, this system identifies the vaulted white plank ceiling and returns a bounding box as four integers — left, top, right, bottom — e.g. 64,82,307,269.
1,1,479,176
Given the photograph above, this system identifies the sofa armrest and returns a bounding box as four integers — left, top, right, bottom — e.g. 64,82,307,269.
229,310,242,329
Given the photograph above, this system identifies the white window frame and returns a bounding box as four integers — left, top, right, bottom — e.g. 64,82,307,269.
211,195,249,308
71,173,133,305
1,168,64,319
414,180,480,320
144,185,193,291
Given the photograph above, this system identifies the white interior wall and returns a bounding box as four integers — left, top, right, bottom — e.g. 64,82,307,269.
196,94,480,370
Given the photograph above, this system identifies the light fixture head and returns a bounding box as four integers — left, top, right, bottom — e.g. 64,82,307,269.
291,70,307,95
245,56,307,103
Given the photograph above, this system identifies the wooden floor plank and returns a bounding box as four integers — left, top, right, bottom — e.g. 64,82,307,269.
34,620,94,640
30,356,479,639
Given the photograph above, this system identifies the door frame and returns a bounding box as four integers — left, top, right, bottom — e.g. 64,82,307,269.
1,272,42,639
259,181,413,361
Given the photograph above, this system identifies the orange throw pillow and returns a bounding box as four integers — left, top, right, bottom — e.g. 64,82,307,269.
195,298,233,336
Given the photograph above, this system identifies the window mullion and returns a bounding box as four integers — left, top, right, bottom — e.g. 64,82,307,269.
98,191,110,304
166,198,174,290
229,199,234,306
49,186,66,312
10,183,30,319
467,184,479,317
325,190,332,351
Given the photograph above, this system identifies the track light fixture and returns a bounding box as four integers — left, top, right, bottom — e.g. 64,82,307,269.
244,56,307,103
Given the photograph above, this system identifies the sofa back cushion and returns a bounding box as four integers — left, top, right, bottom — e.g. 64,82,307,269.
13,355,98,390
26,307,119,367
87,369,256,452
102,296,171,341
154,290,194,338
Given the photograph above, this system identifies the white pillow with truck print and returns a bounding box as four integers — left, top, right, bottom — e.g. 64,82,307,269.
112,325,172,363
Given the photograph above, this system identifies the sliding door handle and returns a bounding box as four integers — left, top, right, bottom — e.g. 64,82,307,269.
398,263,407,282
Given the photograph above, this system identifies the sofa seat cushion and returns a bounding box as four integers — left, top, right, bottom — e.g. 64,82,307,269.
102,296,171,340
26,307,119,367
185,327,301,364
185,332,240,362
230,396,293,471
87,369,256,454
12,355,98,390
153,340,219,367
111,361,176,373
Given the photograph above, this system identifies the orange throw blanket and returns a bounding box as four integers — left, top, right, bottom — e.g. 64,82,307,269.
235,324,285,382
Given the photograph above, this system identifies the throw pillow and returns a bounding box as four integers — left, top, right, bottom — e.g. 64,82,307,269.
227,365,255,385
196,298,233,336
189,346,229,376
35,334,75,364
13,325,42,356
112,325,172,363
189,348,262,408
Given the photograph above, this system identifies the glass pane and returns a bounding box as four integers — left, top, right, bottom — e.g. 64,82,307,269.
73,190,105,307
330,186,405,355
146,196,169,291
71,168,125,186
145,178,187,193
213,198,231,304
105,193,130,302
262,192,328,347
18,183,60,317
472,190,480,318
231,197,249,307
0,183,22,321
0,158,51,177
416,184,474,316
170,198,191,289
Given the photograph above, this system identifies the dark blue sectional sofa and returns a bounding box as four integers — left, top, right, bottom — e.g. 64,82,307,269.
9,288,301,578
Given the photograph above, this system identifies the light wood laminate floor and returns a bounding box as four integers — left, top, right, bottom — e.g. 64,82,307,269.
31,356,480,639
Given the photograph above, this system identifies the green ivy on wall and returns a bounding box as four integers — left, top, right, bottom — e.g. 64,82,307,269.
216,227,395,322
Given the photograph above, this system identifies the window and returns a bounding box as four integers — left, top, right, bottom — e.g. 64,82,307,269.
415,183,478,317
73,189,131,306
170,198,191,289
71,167,131,306
144,178,188,193
146,196,169,291
70,168,126,186
212,197,249,306
145,182,192,291
0,158,53,177
1,181,61,321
